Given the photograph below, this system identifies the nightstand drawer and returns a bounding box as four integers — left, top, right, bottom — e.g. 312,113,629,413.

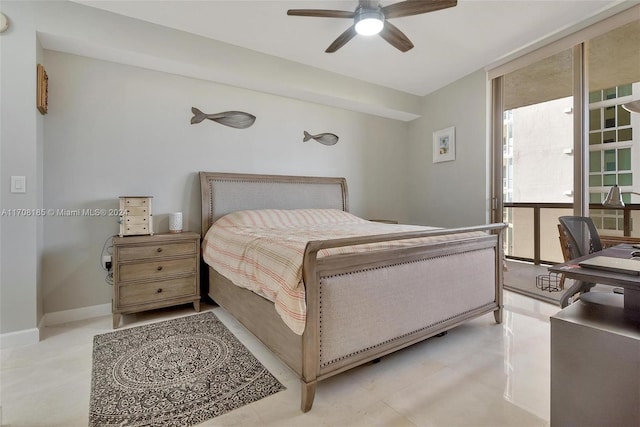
118,242,195,261
118,258,196,281
119,276,196,307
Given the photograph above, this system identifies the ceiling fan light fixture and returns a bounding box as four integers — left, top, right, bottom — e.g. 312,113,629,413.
354,9,384,36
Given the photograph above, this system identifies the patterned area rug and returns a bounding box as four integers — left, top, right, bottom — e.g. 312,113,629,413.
89,311,285,426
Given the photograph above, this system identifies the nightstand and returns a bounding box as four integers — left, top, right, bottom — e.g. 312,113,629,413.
112,232,200,328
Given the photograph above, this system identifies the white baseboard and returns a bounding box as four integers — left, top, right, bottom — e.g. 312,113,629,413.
0,327,40,349
0,303,111,349
43,303,111,326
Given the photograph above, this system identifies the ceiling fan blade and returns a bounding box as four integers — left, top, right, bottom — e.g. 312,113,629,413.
326,25,358,53
287,9,355,18
382,0,457,19
379,21,414,52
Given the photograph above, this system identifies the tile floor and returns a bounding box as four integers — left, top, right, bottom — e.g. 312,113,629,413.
1,291,559,426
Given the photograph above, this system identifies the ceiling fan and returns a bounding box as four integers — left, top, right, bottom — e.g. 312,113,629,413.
287,0,457,53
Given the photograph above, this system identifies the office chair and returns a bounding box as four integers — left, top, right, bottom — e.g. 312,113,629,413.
557,216,623,308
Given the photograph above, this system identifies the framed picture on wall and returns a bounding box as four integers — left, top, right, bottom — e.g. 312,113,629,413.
433,126,455,163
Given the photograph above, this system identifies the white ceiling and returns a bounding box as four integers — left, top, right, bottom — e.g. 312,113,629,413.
74,0,626,96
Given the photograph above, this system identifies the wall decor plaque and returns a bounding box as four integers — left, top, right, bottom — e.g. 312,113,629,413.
37,64,48,115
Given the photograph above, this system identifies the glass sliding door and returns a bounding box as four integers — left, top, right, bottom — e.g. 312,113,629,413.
502,49,575,263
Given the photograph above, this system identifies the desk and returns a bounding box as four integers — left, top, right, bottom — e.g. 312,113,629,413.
549,244,640,427
550,302,640,426
548,244,640,311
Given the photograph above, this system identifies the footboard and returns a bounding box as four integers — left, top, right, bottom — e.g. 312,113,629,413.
300,223,505,411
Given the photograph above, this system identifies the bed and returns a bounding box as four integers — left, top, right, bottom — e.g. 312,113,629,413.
199,171,506,412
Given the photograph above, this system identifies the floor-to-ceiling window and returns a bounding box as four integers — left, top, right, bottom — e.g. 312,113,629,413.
490,8,639,265
587,21,640,237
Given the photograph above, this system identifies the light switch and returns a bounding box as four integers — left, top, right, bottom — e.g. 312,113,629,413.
11,176,26,193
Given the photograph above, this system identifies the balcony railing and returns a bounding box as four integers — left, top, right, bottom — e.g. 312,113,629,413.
503,202,640,265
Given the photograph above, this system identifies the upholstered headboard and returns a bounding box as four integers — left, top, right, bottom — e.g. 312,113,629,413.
199,172,349,235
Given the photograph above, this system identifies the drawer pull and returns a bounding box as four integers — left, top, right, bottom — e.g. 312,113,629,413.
156,247,163,253
157,266,163,271
156,288,163,293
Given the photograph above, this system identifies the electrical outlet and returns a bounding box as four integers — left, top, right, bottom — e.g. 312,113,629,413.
102,255,112,270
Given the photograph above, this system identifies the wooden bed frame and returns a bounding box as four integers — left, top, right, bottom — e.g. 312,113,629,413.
199,171,506,412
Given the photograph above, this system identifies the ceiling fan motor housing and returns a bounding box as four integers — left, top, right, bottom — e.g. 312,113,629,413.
354,7,385,35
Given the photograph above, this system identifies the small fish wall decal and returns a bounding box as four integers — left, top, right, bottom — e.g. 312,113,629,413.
190,107,256,129
303,131,339,146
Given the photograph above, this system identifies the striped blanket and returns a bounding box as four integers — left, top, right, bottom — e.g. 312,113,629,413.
202,209,470,335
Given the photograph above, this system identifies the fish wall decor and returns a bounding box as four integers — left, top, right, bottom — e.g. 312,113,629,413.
303,131,339,146
190,107,256,129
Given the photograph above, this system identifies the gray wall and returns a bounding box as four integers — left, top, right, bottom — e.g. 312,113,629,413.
407,70,490,228
41,51,410,314
1,1,45,339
